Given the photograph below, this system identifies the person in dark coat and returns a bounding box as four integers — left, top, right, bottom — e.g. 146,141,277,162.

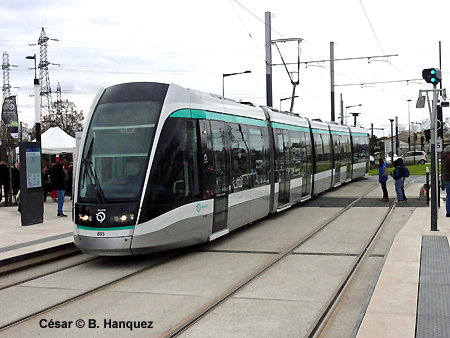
442,146,450,217
42,165,50,202
50,161,67,217
391,158,406,203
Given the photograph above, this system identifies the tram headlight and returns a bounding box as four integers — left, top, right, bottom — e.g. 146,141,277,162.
113,214,135,223
79,214,91,222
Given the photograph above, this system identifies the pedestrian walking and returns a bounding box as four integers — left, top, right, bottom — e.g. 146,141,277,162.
442,145,450,217
378,158,389,201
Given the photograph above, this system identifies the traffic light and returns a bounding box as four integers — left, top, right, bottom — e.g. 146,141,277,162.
422,68,442,84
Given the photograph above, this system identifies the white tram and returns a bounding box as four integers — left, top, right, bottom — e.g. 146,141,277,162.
73,82,369,255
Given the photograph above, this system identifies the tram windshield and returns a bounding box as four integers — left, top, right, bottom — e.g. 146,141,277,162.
78,101,162,202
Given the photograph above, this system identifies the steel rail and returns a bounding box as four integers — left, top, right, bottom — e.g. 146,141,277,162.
306,176,423,338
160,179,382,338
0,250,185,332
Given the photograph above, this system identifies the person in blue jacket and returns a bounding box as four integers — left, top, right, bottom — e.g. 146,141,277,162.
378,158,389,201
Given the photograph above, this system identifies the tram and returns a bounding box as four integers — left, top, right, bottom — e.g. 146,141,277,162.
73,82,369,255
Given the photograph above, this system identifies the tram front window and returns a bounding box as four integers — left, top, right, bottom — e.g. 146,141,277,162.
78,101,161,202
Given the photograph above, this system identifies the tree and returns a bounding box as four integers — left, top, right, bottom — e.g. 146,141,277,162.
41,99,84,137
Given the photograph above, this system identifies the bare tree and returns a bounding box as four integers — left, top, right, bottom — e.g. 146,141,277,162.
41,99,84,137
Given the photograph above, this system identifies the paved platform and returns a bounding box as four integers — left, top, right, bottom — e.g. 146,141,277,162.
357,190,450,338
0,196,74,272
0,181,449,337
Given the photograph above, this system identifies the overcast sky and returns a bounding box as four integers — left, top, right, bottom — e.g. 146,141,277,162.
1,0,449,136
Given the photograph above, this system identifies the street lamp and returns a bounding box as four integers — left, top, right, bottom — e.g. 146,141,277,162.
407,99,412,151
411,122,421,162
26,54,41,142
350,112,361,127
344,104,362,125
222,70,251,97
389,119,394,160
280,95,298,110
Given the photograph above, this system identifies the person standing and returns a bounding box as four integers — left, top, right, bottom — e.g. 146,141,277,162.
50,161,67,217
442,146,450,217
378,158,389,201
42,165,49,202
392,159,405,203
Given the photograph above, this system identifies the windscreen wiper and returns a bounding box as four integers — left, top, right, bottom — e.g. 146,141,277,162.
82,136,106,204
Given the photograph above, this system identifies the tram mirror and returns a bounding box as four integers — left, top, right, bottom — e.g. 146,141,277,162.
173,180,186,194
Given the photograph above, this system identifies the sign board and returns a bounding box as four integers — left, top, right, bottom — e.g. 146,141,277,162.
25,147,42,188
19,142,43,226
437,138,443,153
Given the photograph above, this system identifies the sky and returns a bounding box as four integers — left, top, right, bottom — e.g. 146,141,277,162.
0,0,449,137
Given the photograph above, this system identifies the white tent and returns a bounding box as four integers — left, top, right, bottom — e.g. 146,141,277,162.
39,127,76,154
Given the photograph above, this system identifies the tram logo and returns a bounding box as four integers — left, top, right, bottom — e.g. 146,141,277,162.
196,204,209,213
96,210,106,223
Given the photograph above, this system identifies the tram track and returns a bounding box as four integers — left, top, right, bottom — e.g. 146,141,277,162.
0,252,98,291
0,249,186,332
159,178,410,338
0,177,423,336
313,175,424,338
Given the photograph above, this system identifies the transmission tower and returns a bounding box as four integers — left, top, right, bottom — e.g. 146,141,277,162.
2,51,12,101
37,27,54,116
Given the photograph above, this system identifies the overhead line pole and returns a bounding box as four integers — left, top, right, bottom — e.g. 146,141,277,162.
265,11,273,107
330,42,335,122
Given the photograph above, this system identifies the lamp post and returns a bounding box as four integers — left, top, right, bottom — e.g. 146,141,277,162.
389,119,395,161
222,70,251,97
350,112,361,127
407,99,411,151
345,104,362,125
26,54,41,142
280,95,298,111
411,122,421,163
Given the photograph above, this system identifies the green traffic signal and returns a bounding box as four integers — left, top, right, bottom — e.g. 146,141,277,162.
422,68,442,84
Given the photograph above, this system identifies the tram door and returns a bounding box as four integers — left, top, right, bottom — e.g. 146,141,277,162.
276,129,291,207
210,121,230,235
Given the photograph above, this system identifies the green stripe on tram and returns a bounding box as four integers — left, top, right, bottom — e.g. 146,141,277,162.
77,225,134,231
271,122,309,133
311,128,329,134
169,109,266,127
330,130,351,136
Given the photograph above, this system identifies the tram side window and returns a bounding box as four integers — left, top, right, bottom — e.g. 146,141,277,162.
314,132,332,172
227,123,250,191
145,118,200,218
289,130,302,179
352,136,369,163
247,126,269,184
343,135,352,163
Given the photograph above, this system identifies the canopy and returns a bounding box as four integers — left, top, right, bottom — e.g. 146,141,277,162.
39,127,76,155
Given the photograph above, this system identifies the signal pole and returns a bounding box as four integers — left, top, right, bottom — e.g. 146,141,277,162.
418,68,446,231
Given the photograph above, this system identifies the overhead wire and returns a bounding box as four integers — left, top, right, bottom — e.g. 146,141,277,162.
358,0,415,79
228,0,265,61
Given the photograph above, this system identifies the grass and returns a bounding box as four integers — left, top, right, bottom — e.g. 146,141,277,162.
369,163,438,176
